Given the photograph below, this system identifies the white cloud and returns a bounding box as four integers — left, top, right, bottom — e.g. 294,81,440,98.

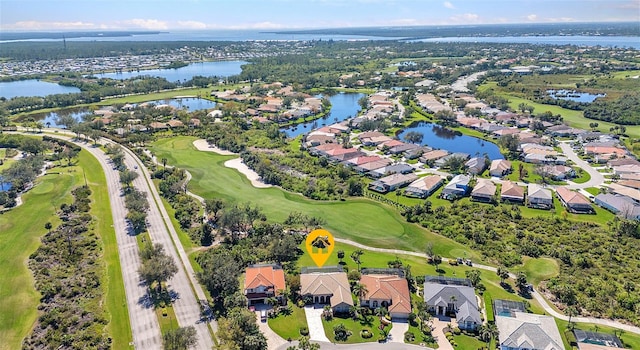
121,19,169,30
5,21,97,30
177,20,207,29
527,14,538,21
443,1,455,9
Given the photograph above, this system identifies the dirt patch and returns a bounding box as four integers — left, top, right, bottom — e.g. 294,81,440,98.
192,139,236,156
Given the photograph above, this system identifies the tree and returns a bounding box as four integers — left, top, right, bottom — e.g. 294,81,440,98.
296,336,320,350
499,134,520,157
479,323,499,348
565,306,578,329
138,243,178,293
44,222,52,233
589,122,599,131
161,157,168,170
434,110,457,126
433,255,442,272
205,198,225,221
403,131,424,144
352,282,368,302
21,138,46,155
119,169,139,190
56,114,78,129
337,250,345,264
465,270,481,287
425,242,434,260
516,271,529,294
351,249,364,271
497,266,509,284
163,326,197,350
126,210,147,234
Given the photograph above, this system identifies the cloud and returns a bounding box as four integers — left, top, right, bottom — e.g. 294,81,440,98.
527,14,538,21
177,20,207,29
121,19,168,30
5,21,97,30
443,1,455,9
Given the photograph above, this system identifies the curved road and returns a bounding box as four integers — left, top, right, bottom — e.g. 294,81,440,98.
558,142,605,190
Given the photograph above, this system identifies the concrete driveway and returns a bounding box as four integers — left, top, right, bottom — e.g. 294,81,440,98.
431,316,455,350
388,319,409,343
304,306,331,342
252,305,288,349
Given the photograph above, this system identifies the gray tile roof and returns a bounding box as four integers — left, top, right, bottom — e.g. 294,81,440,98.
496,312,563,350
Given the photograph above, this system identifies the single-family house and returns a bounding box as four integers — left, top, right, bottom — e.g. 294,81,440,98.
496,312,563,350
540,165,575,180
300,267,353,313
608,183,640,201
528,184,553,209
595,193,640,220
501,181,525,203
359,274,412,319
420,150,449,165
613,164,640,175
441,174,471,200
404,175,444,198
244,264,286,306
465,157,488,175
574,330,625,350
369,163,414,178
556,187,594,214
489,159,512,177
404,146,430,160
423,276,481,331
354,159,393,174
618,180,640,190
436,153,470,168
369,173,419,193
149,121,169,130
388,143,420,155
471,179,497,202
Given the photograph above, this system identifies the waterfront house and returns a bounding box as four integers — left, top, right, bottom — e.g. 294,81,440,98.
441,174,471,200
470,179,497,202
420,149,449,165
369,173,418,193
244,264,286,306
423,276,481,331
556,187,593,214
595,193,640,219
359,273,411,319
501,181,525,203
300,267,353,313
404,175,444,198
496,312,563,350
436,153,470,168
528,184,553,209
489,159,512,177
465,157,488,175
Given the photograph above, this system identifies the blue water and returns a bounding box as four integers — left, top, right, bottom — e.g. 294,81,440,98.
406,36,640,49
282,92,365,137
92,60,247,82
397,122,504,160
37,109,92,128
0,176,12,192
546,89,605,103
143,98,216,111
0,79,81,99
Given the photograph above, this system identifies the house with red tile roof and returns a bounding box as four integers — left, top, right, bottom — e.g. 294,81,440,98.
244,264,286,306
556,187,594,214
359,274,412,319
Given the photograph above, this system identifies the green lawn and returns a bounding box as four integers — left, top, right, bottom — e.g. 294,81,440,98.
513,257,560,286
322,314,386,344
453,333,486,349
148,136,483,260
584,187,601,196
571,168,591,184
505,160,542,184
405,322,438,347
268,305,308,340
80,150,133,349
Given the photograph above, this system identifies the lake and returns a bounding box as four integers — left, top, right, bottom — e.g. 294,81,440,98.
0,79,81,99
282,92,365,137
406,36,640,49
92,60,247,82
142,98,216,111
547,89,605,103
397,122,504,160
29,108,92,128
0,176,12,192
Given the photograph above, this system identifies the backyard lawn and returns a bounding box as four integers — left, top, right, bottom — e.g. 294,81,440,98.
268,305,308,340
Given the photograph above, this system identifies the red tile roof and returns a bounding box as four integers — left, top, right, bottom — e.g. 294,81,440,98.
244,265,286,293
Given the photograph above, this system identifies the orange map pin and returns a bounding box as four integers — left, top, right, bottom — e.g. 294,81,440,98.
305,229,335,267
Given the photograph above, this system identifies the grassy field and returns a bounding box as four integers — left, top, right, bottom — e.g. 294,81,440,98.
148,136,483,260
80,150,133,348
267,305,308,340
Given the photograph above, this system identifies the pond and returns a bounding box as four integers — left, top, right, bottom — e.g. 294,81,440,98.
0,79,81,99
92,60,247,82
546,89,605,103
0,176,12,192
142,97,216,111
282,92,365,137
28,108,92,128
397,122,504,160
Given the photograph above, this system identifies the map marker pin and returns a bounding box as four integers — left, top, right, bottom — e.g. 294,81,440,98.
305,229,335,267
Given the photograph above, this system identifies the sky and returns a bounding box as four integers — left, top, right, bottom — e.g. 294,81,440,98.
1,0,639,31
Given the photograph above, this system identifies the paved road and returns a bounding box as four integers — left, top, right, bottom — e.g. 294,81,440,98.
558,142,605,190
41,134,163,349
118,144,215,349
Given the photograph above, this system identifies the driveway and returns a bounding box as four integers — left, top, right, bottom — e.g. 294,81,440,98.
431,316,455,350
304,306,331,342
388,319,408,343
558,142,605,189
253,305,288,349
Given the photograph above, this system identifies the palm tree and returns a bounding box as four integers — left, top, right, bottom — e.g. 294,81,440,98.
565,306,578,329
44,222,52,233
351,249,364,271
352,282,368,303
479,323,499,348
161,157,168,171
497,266,509,284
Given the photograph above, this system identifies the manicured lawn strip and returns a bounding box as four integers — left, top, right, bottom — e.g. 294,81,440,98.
584,187,601,196
267,305,308,340
0,167,78,350
405,322,438,347
453,333,485,349
156,307,179,334
572,169,591,184
148,136,482,261
322,314,384,344
79,150,133,348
